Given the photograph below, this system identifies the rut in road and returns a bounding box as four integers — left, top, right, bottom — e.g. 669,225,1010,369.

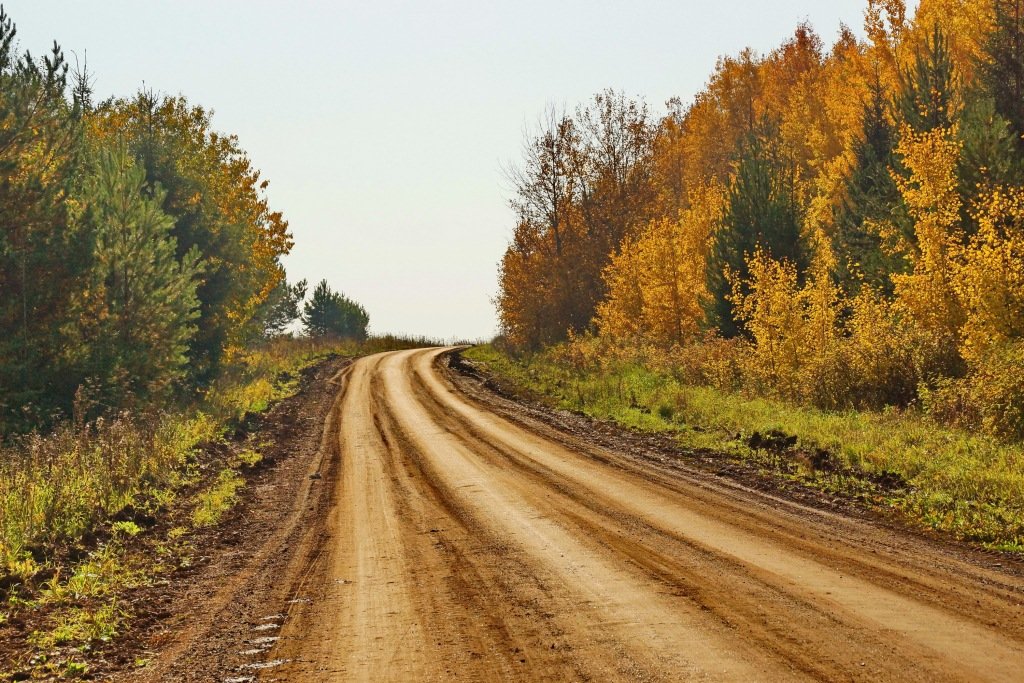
266,348,1024,682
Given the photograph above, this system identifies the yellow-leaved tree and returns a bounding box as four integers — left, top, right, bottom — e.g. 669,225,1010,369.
911,0,996,81
890,123,966,375
928,185,1024,439
732,249,849,406
956,187,1024,361
597,182,725,347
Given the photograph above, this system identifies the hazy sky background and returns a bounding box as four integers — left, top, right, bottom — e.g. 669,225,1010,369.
6,1,901,340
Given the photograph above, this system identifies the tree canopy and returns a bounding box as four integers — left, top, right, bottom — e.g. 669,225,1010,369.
496,0,1024,425
302,280,370,341
0,9,370,435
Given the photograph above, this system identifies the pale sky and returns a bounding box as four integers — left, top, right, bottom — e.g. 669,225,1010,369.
7,1,892,340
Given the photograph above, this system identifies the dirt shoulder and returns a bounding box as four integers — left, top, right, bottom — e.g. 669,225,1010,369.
0,355,349,681
446,349,1024,579
113,356,350,682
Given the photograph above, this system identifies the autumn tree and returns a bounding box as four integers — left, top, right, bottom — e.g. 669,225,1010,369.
650,99,688,218
0,8,301,437
498,108,586,348
955,187,1024,363
598,183,724,347
675,48,766,194
497,92,655,349
733,251,807,400
574,90,656,263
890,123,966,377
912,0,996,80
865,0,908,75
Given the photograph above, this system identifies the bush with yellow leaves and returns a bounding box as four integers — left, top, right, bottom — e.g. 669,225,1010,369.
955,186,1024,363
924,186,1024,439
925,342,1024,440
731,249,857,409
844,286,922,407
731,246,945,411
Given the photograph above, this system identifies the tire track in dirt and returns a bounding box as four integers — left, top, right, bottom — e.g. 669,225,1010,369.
119,358,353,682
263,348,1024,682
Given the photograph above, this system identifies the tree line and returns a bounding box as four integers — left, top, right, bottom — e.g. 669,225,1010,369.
0,9,367,435
498,0,1024,437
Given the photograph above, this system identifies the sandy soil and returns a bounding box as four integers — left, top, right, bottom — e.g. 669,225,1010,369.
118,347,1024,682
232,347,1024,682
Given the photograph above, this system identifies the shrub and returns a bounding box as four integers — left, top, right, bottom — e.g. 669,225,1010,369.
972,342,1024,440
845,288,923,408
666,334,746,391
928,342,1024,440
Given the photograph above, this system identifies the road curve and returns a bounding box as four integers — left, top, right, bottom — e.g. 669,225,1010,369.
267,348,1024,682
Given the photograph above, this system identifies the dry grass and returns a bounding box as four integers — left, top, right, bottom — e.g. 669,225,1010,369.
0,334,438,677
0,334,437,581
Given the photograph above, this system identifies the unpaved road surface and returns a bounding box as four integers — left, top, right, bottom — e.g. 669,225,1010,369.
236,347,1024,682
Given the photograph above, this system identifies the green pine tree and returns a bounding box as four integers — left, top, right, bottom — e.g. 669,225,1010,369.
302,280,369,341
0,8,86,432
896,23,960,133
259,278,307,338
979,0,1024,150
64,144,203,407
833,75,910,295
705,122,806,337
958,96,1020,229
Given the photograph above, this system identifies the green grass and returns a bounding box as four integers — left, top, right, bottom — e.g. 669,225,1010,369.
0,334,440,679
465,344,1024,552
191,469,245,528
30,601,123,649
0,335,439,578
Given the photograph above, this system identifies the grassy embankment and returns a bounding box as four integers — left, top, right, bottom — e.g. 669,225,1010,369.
0,334,437,679
465,344,1024,553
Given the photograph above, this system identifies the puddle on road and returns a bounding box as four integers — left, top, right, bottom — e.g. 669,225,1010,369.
243,659,290,670
252,622,280,632
249,636,280,645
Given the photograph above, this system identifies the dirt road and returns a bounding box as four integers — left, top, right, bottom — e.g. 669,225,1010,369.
261,347,1024,681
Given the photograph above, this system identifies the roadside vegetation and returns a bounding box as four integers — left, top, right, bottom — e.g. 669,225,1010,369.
0,335,436,679
0,8,436,677
493,0,1024,551
466,342,1024,551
